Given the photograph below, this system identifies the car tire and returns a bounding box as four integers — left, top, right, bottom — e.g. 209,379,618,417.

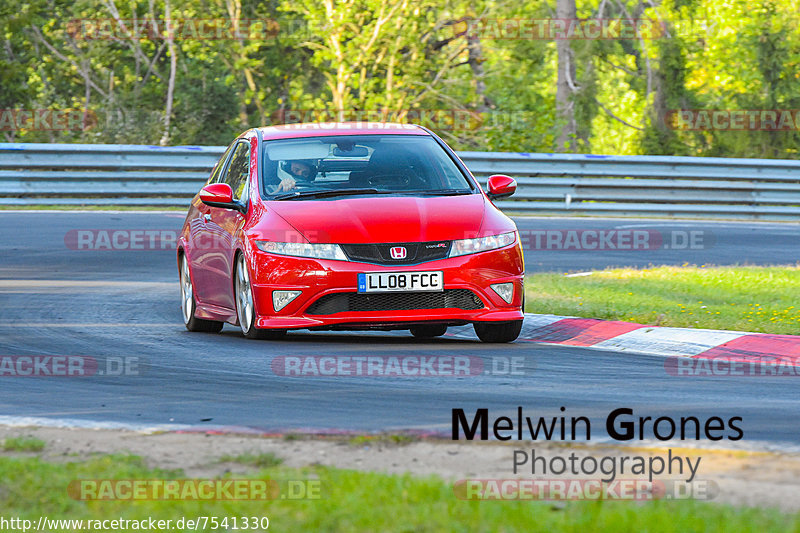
473,320,522,343
180,254,224,333
235,254,286,340
410,324,448,338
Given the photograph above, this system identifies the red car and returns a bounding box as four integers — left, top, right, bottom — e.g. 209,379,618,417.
178,123,524,342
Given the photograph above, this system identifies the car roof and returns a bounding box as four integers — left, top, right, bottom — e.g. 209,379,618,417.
257,122,430,140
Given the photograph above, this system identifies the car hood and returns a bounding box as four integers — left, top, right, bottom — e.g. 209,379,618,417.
267,194,487,243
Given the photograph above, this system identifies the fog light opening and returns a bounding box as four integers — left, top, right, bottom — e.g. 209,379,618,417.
490,282,514,304
273,290,302,312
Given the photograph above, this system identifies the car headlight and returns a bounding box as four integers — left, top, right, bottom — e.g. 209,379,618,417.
255,241,348,261
449,231,516,258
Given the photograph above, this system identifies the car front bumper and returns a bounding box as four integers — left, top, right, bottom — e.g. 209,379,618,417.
247,242,525,330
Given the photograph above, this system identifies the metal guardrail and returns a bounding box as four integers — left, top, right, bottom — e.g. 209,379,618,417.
1,143,799,219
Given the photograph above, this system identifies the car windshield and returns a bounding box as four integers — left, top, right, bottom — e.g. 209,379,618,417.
261,134,475,199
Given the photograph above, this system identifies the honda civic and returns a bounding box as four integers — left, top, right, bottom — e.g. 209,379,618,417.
177,123,524,342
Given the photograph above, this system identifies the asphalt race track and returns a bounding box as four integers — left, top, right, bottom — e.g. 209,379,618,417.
1,212,799,446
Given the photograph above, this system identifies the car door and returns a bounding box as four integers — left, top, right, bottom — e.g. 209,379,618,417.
201,139,251,309
190,142,236,305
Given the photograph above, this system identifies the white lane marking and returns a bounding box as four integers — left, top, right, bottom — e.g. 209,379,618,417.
513,215,799,227
614,222,799,230
592,327,745,357
0,415,189,433
614,223,707,229
0,280,174,288
0,323,173,327
564,271,594,277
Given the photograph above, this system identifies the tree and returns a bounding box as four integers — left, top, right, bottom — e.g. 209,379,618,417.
555,0,578,151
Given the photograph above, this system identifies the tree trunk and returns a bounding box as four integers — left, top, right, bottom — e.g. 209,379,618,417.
555,0,577,152
466,32,492,113
159,0,178,146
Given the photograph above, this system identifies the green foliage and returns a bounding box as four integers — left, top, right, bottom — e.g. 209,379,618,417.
347,433,418,446
218,452,283,468
2,437,45,452
2,0,800,157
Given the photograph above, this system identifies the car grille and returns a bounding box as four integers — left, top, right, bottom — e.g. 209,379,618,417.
306,289,483,315
340,241,451,265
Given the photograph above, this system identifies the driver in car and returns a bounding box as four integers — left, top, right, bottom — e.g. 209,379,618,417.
277,159,316,192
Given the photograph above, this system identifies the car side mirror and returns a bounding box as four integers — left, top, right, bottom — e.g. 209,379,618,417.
486,174,517,200
199,183,245,213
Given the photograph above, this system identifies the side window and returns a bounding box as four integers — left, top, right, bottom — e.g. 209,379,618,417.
209,142,236,184
221,141,250,202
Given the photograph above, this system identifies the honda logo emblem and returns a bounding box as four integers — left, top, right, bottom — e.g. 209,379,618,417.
389,246,407,259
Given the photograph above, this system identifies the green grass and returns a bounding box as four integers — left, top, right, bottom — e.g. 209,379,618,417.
348,433,419,447
0,453,798,532
525,265,800,334
2,436,45,452
218,452,283,468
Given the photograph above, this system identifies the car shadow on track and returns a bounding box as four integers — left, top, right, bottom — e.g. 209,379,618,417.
210,328,480,345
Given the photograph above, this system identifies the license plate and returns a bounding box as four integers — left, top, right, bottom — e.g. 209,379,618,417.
357,271,444,293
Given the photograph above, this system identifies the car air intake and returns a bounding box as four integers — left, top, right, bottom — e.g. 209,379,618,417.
306,289,483,315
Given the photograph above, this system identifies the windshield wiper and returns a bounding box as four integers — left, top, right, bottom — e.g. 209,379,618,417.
272,188,384,201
